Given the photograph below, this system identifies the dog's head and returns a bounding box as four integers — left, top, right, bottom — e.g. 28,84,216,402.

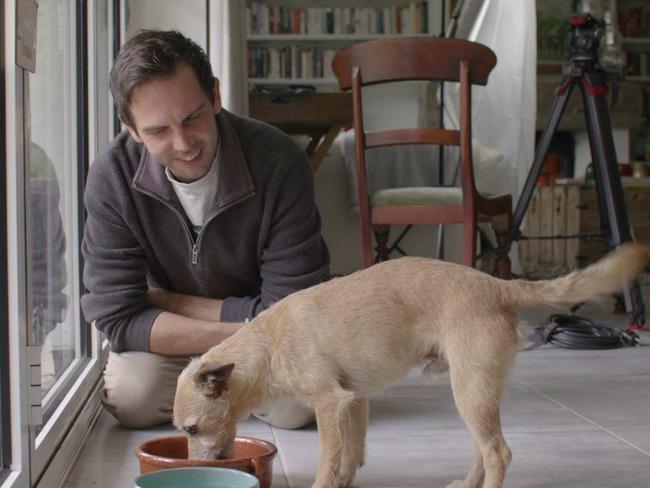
173,359,239,460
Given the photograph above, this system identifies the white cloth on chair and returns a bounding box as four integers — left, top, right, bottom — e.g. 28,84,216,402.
338,130,439,213
338,129,505,213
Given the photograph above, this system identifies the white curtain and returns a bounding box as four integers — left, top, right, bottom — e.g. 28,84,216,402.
444,0,537,269
209,0,248,115
446,0,536,199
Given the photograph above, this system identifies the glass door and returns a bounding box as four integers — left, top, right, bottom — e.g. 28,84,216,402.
1,1,110,486
25,0,90,480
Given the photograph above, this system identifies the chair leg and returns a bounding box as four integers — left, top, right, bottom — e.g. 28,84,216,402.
491,214,512,280
463,222,477,268
373,225,391,263
360,217,374,269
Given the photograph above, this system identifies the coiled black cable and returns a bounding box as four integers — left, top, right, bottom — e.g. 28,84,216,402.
532,314,641,350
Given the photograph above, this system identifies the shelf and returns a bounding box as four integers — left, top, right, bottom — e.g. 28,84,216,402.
249,78,339,85
537,62,563,75
246,1,438,92
625,76,650,83
622,37,650,47
247,33,434,42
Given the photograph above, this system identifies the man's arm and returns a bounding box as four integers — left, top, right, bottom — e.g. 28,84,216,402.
148,312,241,355
147,288,223,321
146,289,242,355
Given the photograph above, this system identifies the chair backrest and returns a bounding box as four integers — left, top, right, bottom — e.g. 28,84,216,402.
331,37,497,200
331,37,496,90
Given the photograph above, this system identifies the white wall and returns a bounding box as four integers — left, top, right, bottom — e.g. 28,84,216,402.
361,81,430,130
574,128,631,178
124,0,207,49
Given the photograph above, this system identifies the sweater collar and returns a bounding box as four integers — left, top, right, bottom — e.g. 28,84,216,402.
132,109,254,209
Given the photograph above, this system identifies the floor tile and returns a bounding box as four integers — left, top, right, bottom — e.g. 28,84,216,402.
503,428,650,488
516,377,650,429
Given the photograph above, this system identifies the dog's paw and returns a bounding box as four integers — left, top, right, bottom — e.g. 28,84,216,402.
446,481,466,488
336,471,357,488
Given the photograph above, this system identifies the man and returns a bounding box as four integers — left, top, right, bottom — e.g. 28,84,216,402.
81,30,329,429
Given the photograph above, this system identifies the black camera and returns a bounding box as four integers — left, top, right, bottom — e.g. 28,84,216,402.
568,13,604,64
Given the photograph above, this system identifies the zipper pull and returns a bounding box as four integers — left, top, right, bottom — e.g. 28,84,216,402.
192,244,198,265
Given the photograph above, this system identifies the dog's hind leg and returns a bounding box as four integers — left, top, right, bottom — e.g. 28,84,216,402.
311,388,356,488
338,397,369,487
447,370,511,488
445,322,517,488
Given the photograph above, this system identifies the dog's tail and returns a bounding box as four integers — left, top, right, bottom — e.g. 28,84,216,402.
503,243,650,309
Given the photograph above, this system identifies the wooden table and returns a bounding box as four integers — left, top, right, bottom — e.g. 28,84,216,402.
249,92,353,173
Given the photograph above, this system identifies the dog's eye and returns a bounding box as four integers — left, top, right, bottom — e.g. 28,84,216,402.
183,425,198,435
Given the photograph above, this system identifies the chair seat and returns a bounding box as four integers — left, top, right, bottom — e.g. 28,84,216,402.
371,186,509,209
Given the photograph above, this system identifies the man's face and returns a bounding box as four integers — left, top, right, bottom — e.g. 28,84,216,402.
126,63,221,183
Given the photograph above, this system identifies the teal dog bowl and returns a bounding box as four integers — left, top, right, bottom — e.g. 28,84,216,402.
134,467,260,488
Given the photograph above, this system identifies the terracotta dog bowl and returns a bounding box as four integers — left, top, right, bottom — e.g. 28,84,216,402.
135,436,277,488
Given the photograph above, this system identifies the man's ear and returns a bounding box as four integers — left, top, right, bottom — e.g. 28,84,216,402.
193,362,234,398
126,124,144,143
213,78,222,113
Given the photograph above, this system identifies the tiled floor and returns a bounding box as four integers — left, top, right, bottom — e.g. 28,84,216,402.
64,294,650,487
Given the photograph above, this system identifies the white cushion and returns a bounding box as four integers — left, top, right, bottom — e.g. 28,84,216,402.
371,187,463,206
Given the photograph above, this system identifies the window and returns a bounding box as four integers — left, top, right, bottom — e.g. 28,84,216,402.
27,0,86,421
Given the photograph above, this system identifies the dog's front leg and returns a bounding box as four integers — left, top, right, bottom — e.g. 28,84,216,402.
338,397,368,486
311,390,356,488
446,447,484,488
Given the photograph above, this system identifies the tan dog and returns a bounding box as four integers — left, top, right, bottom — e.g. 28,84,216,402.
173,244,649,488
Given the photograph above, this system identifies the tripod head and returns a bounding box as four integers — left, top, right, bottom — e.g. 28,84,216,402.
568,13,605,69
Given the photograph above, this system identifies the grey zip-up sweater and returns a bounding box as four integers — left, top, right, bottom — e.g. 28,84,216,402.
81,110,330,353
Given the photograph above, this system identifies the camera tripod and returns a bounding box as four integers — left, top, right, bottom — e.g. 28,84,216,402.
511,14,645,329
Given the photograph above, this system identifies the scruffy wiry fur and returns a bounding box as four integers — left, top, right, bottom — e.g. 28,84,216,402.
173,243,649,488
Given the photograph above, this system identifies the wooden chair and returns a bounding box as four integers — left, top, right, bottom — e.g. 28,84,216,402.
331,37,512,278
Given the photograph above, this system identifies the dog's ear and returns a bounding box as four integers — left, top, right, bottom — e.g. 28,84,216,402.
194,363,235,398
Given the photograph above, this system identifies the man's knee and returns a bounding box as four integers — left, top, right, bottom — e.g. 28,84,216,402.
253,396,315,430
102,377,170,428
102,351,189,429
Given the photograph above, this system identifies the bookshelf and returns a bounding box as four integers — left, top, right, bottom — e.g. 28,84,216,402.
619,1,650,83
245,0,441,92
618,0,650,163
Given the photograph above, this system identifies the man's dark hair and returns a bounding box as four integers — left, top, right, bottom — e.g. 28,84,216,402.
110,29,216,128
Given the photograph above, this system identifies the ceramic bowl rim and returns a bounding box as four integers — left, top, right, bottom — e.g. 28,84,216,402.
134,466,260,487
135,435,278,467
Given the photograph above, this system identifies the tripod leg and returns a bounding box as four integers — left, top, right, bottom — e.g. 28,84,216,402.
511,77,577,243
590,160,612,242
580,73,646,328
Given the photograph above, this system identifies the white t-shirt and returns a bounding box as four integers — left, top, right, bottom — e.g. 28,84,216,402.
166,151,220,237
